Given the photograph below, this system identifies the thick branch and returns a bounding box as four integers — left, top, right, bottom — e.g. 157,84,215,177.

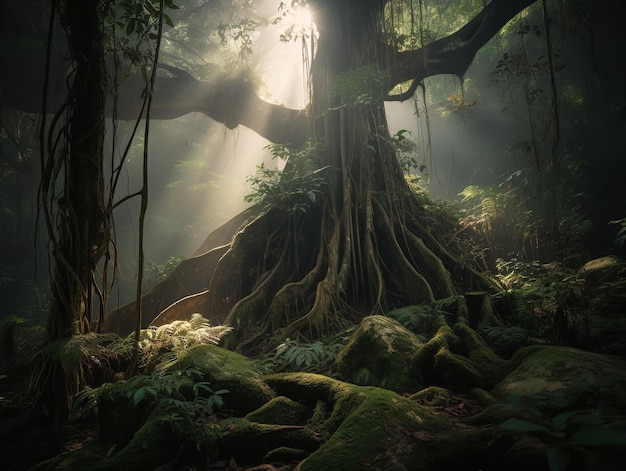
387,0,538,99
115,68,308,147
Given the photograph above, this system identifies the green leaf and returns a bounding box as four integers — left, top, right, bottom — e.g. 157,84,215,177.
126,19,136,35
549,410,582,431
163,13,174,27
566,426,626,446
133,388,146,405
212,394,224,409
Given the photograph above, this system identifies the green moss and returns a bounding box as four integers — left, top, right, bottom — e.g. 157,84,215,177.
219,420,321,463
173,344,274,413
245,395,313,425
411,325,464,387
433,346,482,391
264,372,450,471
334,315,424,393
100,407,181,470
454,322,507,387
410,386,456,407
34,407,184,471
468,387,499,408
299,385,449,471
493,345,626,414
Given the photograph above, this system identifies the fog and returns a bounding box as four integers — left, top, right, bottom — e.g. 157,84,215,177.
108,3,313,301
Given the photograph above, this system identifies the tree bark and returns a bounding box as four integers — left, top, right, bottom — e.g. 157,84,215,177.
34,0,108,423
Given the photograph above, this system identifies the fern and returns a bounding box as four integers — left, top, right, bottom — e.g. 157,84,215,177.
494,394,626,471
270,338,342,372
60,333,133,383
138,314,232,369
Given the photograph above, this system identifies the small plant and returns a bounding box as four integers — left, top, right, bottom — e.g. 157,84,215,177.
58,332,134,386
245,141,328,215
270,337,341,372
494,394,626,471
74,366,233,457
139,314,233,369
495,259,592,346
143,255,185,287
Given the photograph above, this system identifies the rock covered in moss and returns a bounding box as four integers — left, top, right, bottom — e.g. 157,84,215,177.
173,343,274,413
493,345,626,413
577,255,626,286
333,315,424,393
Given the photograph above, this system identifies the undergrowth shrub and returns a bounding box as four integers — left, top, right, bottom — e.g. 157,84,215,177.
491,393,626,471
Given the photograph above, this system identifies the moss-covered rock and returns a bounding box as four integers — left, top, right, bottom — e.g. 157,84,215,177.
172,344,274,413
333,315,424,393
577,255,626,286
493,345,626,414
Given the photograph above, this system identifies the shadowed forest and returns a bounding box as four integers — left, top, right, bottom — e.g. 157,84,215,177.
1,0,626,470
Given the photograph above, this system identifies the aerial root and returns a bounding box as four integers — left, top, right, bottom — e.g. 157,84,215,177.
373,198,435,304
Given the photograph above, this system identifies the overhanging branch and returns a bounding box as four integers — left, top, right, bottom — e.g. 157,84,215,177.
386,0,539,100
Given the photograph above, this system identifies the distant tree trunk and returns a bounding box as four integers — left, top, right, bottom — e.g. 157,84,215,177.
33,0,108,424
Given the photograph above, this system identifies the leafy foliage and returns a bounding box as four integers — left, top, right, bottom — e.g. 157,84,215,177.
58,333,134,386
330,65,389,109
245,141,328,214
268,337,344,373
105,0,179,80
75,366,235,457
139,314,233,369
217,16,258,59
392,129,431,196
495,259,592,346
143,255,185,287
274,1,317,43
494,394,626,471
458,174,592,266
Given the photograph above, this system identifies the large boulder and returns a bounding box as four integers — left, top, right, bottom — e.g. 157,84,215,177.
173,343,275,413
333,315,424,393
493,345,626,414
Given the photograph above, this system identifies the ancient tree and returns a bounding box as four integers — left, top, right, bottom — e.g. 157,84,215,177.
0,0,539,358
105,0,538,353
